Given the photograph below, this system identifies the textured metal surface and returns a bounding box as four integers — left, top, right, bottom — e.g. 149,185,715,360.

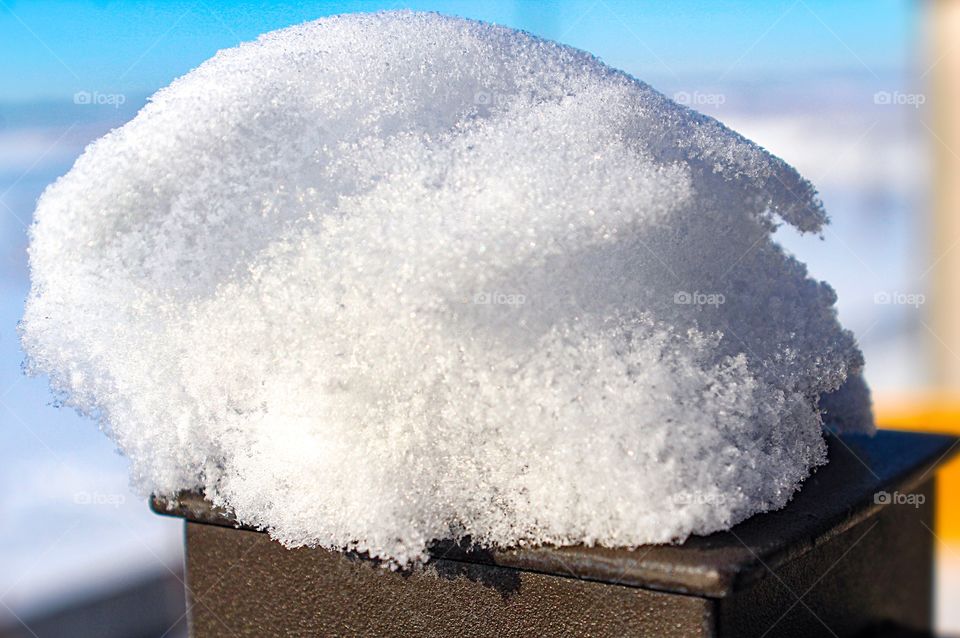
185,522,715,637
179,477,936,638
150,430,957,636
716,479,934,637
153,430,959,598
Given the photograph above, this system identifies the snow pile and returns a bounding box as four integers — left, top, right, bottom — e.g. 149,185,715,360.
21,12,871,564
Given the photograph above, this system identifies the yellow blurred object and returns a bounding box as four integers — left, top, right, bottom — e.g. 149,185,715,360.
876,394,960,540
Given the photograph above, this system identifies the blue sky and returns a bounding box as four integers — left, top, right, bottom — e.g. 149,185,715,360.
1,0,919,102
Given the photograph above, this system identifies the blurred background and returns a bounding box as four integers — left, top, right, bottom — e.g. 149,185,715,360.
1,0,958,635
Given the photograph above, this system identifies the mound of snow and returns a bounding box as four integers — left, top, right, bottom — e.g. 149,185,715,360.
22,11,871,564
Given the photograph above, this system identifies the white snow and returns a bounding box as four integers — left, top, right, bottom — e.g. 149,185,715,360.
20,11,871,564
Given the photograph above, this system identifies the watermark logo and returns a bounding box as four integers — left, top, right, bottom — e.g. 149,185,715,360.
673,91,726,107
873,291,925,308
472,291,526,306
674,290,725,307
474,90,493,106
74,491,126,508
873,91,925,108
474,89,510,109
73,90,126,109
874,490,925,508
673,492,728,506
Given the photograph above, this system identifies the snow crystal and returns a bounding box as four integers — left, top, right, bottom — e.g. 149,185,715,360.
21,11,872,564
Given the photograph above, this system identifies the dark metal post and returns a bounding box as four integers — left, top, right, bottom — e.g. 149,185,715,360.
154,430,957,637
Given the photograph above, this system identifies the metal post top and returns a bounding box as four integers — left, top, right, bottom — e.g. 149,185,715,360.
151,429,958,598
